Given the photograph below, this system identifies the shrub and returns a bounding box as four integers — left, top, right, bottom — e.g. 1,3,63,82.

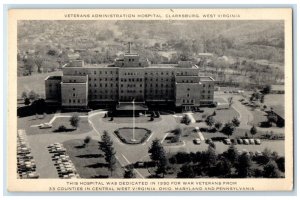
181,114,191,125
57,125,67,132
84,136,91,146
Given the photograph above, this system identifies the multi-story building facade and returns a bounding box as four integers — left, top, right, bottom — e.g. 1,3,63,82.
45,52,215,111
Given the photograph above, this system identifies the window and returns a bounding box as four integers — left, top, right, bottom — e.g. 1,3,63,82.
69,99,71,103
73,100,75,103
78,99,80,103
73,93,75,97
187,88,190,91
94,71,96,75
183,99,185,103
73,88,75,91
187,94,190,97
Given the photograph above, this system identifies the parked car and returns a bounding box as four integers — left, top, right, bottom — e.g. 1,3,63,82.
249,139,255,144
38,123,52,129
224,139,231,145
243,139,249,145
254,139,261,145
230,139,237,145
193,138,201,145
237,139,243,144
255,150,263,156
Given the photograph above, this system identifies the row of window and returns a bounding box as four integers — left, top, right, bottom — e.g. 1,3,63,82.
182,99,194,104
89,77,118,81
145,71,174,76
120,78,143,82
64,99,86,104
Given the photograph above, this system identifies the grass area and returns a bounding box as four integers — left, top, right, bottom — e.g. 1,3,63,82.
114,127,151,144
264,94,284,107
17,71,62,98
193,107,239,124
249,109,268,126
63,139,124,178
52,117,92,134
17,115,92,136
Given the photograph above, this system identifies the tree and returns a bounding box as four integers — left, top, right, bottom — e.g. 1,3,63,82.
250,126,257,138
100,131,116,176
181,114,191,125
263,161,281,178
172,127,183,143
236,152,252,178
124,167,136,178
69,114,80,129
21,91,27,99
225,144,239,164
232,117,240,127
28,90,38,101
24,56,35,75
262,84,271,94
214,121,223,131
107,152,117,176
205,146,217,168
267,113,278,126
34,55,44,73
83,136,91,147
222,122,235,138
228,97,233,107
215,157,232,177
156,154,168,178
24,98,31,106
205,116,215,130
276,157,285,172
177,164,195,178
100,131,113,152
148,139,168,177
148,139,166,164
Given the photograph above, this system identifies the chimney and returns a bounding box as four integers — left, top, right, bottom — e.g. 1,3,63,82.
128,42,131,53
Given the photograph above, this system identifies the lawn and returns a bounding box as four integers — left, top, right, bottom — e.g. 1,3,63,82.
114,127,151,144
17,71,62,99
193,107,240,124
264,94,284,107
249,109,268,126
17,114,92,136
52,116,92,134
63,139,124,178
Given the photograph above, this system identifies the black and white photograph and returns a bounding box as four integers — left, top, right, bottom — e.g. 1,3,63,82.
7,8,294,192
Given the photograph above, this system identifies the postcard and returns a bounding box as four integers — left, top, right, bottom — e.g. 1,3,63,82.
7,8,293,192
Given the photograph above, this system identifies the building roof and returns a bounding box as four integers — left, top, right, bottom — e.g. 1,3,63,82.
199,77,214,81
271,84,284,91
116,102,148,111
45,76,62,81
272,105,284,119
